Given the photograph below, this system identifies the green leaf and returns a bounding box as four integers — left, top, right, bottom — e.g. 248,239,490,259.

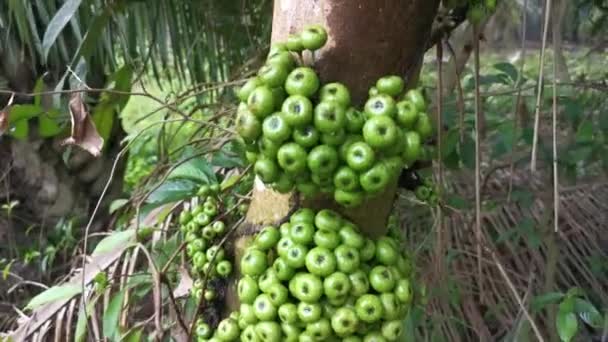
493,62,519,83
220,174,241,191
77,8,112,61
75,293,101,342
109,199,129,214
25,284,82,310
573,298,603,328
8,120,28,139
9,104,43,122
42,0,84,62
531,292,564,312
576,120,594,143
103,290,126,341
146,179,197,204
92,230,136,257
167,158,215,184
556,309,578,342
121,328,143,342
38,109,64,137
92,102,115,147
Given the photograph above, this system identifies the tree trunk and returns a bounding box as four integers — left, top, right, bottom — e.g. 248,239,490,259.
226,0,441,314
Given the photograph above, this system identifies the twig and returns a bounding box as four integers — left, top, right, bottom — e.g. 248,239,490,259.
507,0,529,203
436,39,445,279
551,2,560,233
136,244,164,341
530,0,553,172
488,248,545,342
472,23,484,303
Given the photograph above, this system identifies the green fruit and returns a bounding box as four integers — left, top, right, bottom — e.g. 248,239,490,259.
402,131,422,165
255,226,281,251
360,163,390,194
375,237,399,265
376,75,405,97
196,321,212,338
415,112,433,141
286,34,304,52
349,270,370,296
258,63,289,88
380,293,402,320
241,249,268,277
313,229,341,250
253,294,278,321
331,307,359,336
285,67,320,97
291,208,315,224
346,141,375,171
381,320,403,341
262,113,291,143
292,125,320,149
339,134,364,162
277,143,308,174
320,129,347,146
278,302,298,323
273,174,293,193
395,100,419,129
289,272,323,302
281,323,301,341
269,43,288,55
364,94,397,118
307,145,339,175
258,269,281,293
300,25,328,50
363,331,388,342
360,239,376,262
334,244,361,273
284,243,308,268
267,50,296,69
333,166,359,191
305,246,337,277
254,321,281,341
394,279,412,303
297,301,322,323
238,77,264,102
216,318,240,341
212,221,226,235
289,222,315,245
339,224,365,249
240,325,259,342
267,283,289,306
355,294,384,323
254,158,280,183
369,266,396,293
404,89,426,112
363,116,399,149
216,260,233,277
276,237,294,258
248,86,275,118
320,82,351,107
323,271,351,298
334,189,364,208
314,101,346,133
345,107,365,133
305,318,332,340
240,303,259,325
273,257,296,281
282,95,313,127
314,209,342,231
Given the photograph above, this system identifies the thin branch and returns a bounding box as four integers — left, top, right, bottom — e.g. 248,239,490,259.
551,1,560,233
488,248,546,342
472,23,484,303
530,0,553,172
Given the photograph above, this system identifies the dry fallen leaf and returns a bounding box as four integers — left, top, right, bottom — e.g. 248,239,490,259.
0,94,15,135
62,93,104,157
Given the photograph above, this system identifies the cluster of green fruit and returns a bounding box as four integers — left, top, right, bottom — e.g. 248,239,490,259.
235,25,432,208
414,178,439,206
198,208,413,341
179,184,233,303
444,0,498,24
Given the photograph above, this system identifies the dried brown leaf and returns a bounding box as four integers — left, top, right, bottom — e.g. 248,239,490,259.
62,93,104,157
172,267,193,299
0,94,15,135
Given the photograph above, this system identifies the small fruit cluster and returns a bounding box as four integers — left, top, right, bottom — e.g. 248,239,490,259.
414,178,439,206
236,25,432,208
200,208,413,341
179,184,233,303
